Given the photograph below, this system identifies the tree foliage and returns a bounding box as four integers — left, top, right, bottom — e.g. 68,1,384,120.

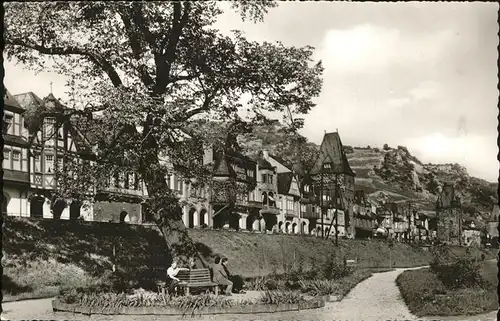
4,1,323,260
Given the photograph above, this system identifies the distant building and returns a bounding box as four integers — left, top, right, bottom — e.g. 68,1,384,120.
352,190,376,238
462,219,482,247
486,205,499,247
5,90,148,222
262,151,310,234
436,183,463,246
3,89,30,217
308,132,356,238
205,144,260,230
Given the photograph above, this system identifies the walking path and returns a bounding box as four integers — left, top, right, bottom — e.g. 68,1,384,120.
2,267,496,321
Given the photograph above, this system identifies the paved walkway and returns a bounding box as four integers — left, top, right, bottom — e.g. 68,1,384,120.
1,268,497,321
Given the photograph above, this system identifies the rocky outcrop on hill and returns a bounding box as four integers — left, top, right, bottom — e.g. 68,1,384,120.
238,123,497,216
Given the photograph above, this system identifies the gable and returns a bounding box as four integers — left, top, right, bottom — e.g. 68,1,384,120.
311,132,355,176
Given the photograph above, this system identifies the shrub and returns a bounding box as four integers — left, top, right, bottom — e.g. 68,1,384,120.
246,276,268,291
265,279,279,290
321,257,353,280
172,293,236,316
298,279,339,296
430,258,485,289
260,290,305,304
430,246,485,289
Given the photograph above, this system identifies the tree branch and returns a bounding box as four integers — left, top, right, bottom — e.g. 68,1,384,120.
175,85,221,122
5,38,123,88
117,6,155,89
154,2,191,96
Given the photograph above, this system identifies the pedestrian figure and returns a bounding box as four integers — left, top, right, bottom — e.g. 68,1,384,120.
222,257,245,293
167,259,189,295
212,256,233,295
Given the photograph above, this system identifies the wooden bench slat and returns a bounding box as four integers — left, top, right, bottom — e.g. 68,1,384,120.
186,283,217,287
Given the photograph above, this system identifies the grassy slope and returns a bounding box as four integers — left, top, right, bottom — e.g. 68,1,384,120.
2,216,494,302
188,229,434,277
396,259,498,316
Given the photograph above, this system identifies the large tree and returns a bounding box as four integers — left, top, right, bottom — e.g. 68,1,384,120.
4,1,323,264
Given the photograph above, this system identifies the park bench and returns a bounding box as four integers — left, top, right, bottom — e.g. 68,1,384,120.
177,268,219,296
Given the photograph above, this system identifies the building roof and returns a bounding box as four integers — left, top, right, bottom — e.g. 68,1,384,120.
310,132,355,176
269,154,293,170
4,88,24,112
14,92,44,111
277,172,294,195
4,134,29,147
256,156,274,170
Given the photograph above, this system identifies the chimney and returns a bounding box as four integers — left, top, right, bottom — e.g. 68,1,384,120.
263,150,269,160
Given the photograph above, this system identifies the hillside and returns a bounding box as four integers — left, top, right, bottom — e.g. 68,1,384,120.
237,123,498,223
4,217,444,301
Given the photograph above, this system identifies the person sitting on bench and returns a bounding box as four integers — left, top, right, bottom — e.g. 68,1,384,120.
222,257,245,294
212,256,233,295
167,259,189,295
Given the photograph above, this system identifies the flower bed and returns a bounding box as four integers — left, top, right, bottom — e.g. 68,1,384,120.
53,289,324,316
245,254,380,301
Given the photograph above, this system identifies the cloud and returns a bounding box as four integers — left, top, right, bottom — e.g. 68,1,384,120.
408,81,441,101
404,133,498,181
315,24,454,75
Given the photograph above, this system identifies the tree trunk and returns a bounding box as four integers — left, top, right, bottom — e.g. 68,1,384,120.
157,210,208,268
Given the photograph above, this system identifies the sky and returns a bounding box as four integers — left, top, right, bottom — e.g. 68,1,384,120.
4,2,499,182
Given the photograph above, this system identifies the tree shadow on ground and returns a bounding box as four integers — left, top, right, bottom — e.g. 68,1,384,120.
2,274,33,295
3,217,173,291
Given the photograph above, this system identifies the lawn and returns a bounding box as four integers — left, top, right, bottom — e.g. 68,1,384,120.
2,216,494,303
396,259,498,316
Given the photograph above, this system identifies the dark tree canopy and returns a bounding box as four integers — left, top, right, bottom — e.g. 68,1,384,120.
4,1,324,261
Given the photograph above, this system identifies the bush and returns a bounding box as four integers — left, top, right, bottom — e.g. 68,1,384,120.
430,246,485,289
260,290,305,304
298,279,339,296
321,256,353,280
246,276,268,291
430,258,485,289
265,279,279,290
172,293,238,316
397,266,498,316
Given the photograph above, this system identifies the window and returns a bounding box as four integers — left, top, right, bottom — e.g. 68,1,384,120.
129,173,135,189
179,180,184,192
247,169,254,177
44,155,54,172
261,174,267,183
124,173,129,189
12,151,21,161
172,176,178,191
3,115,13,134
43,117,56,139
269,175,273,184
3,150,10,160
323,163,331,169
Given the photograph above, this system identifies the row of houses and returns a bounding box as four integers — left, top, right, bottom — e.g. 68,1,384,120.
3,88,496,245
